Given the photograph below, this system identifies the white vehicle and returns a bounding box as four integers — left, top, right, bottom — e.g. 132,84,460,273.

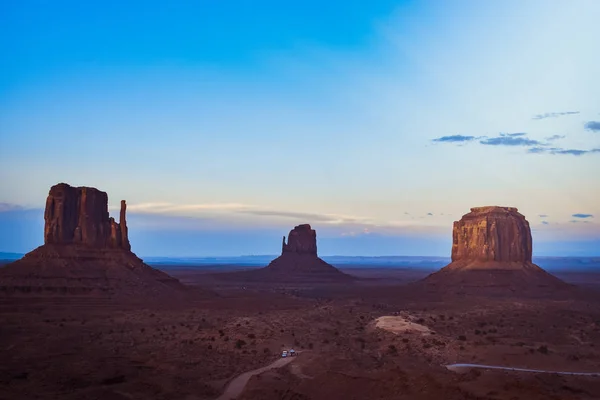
289,349,296,357
281,350,288,358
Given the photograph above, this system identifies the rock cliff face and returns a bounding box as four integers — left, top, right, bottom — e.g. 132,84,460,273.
420,206,567,290
263,224,351,281
44,183,130,250
451,206,532,264
0,183,181,298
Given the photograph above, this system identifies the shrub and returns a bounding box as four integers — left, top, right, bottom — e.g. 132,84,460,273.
235,339,247,349
538,345,549,354
458,335,467,341
247,333,256,339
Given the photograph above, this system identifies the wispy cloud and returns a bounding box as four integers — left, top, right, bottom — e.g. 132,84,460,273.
528,147,600,156
125,202,249,213
433,131,599,156
431,135,478,143
125,201,373,226
0,203,24,212
237,209,365,224
427,212,433,216
480,135,542,146
572,213,593,219
539,214,548,217
532,111,579,120
584,121,600,131
541,221,549,225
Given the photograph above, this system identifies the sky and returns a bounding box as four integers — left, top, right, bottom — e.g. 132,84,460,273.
1,0,599,257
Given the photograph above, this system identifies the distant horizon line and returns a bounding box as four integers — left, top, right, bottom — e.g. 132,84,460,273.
1,252,598,260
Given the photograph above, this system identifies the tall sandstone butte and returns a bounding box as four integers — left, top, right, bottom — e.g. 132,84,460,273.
421,206,566,289
264,224,351,280
281,224,318,255
0,183,181,297
44,183,130,250
451,206,532,266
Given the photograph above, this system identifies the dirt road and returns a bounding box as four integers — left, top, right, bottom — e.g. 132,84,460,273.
216,356,297,400
446,363,600,376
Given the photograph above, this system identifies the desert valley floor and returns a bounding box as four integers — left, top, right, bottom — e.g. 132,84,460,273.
2,264,600,400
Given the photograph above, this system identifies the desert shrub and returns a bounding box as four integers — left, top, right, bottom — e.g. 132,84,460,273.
223,336,229,342
308,343,314,349
218,330,224,336
247,333,256,339
417,318,425,324
388,345,398,354
235,339,247,349
538,345,549,354
474,330,481,335
423,343,432,349
458,335,467,341
402,338,409,343
323,339,330,344
263,348,270,354
207,344,212,350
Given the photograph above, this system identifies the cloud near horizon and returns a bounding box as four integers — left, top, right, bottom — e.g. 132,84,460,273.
532,111,579,120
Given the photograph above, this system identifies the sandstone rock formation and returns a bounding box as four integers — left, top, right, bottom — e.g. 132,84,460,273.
420,206,566,290
282,224,318,255
44,183,131,250
263,224,352,281
0,183,182,298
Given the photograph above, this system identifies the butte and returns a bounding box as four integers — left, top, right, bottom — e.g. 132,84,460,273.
263,224,351,280
223,224,353,282
419,206,568,292
0,183,182,298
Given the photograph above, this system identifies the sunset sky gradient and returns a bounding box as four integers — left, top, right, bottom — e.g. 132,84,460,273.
1,0,599,256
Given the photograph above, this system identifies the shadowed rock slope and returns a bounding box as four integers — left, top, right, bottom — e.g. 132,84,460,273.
419,207,567,291
0,183,182,297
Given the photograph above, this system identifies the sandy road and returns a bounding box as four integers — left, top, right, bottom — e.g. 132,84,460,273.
216,356,298,400
446,363,600,376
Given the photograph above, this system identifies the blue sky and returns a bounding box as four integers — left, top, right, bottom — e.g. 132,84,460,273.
1,0,599,256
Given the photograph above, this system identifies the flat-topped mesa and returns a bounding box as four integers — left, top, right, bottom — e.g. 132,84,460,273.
43,183,131,250
451,206,532,263
282,224,317,255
